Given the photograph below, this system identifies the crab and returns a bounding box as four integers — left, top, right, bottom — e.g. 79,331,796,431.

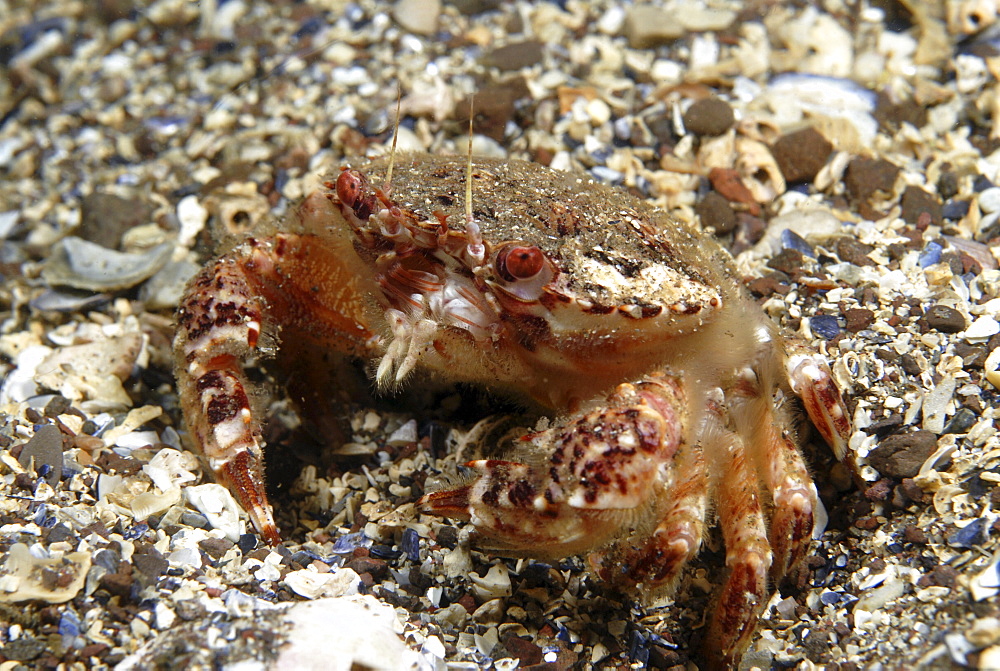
173,152,851,668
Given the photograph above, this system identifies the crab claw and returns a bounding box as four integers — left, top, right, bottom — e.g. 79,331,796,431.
419,376,685,559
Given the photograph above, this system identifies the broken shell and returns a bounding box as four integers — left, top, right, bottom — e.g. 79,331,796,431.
34,333,143,406
42,237,172,291
946,0,998,35
986,348,1000,390
0,543,91,604
735,137,786,203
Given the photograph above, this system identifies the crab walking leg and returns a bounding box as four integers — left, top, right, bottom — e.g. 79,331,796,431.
745,397,818,580
175,233,375,544
590,441,708,589
419,374,687,559
703,430,772,669
785,345,851,460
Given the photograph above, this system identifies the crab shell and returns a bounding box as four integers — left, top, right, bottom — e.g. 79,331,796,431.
324,153,769,419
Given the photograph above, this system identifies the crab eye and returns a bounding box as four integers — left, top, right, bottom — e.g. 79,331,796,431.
335,169,364,208
497,245,546,281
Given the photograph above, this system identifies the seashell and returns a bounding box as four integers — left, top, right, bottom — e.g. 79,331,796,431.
185,483,243,542
42,237,173,292
0,543,91,604
947,0,999,35
986,347,1000,390
735,137,786,203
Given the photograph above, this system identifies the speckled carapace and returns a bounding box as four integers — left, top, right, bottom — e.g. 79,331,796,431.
173,153,851,669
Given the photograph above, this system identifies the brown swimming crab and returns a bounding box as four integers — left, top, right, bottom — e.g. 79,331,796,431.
173,153,851,667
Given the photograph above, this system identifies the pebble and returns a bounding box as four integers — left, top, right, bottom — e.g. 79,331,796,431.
16,424,63,485
844,157,900,206
925,304,967,333
623,6,684,48
682,97,735,137
836,237,875,266
771,127,833,183
979,187,1000,213
867,431,938,478
392,0,441,35
900,185,943,226
695,192,737,234
483,40,545,71
79,193,152,250
844,308,875,333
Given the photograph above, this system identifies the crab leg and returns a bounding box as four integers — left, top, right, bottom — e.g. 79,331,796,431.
702,427,771,670
785,345,851,461
175,232,375,544
419,374,687,559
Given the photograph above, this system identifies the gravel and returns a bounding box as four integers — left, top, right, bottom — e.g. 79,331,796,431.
2,0,1000,669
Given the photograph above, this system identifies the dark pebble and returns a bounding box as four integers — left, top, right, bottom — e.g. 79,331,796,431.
369,544,402,560
771,127,833,183
132,551,168,578
43,395,71,417
900,185,943,226
844,308,875,333
942,407,978,434
835,237,875,266
96,451,143,476
844,157,900,204
867,431,938,478
346,556,389,581
864,479,892,501
811,315,842,340
435,525,459,549
695,191,737,234
17,424,63,485
482,40,544,71
503,635,544,666
917,564,959,588
457,78,529,142
874,90,928,131
924,304,966,333
1,637,47,662
46,522,74,543
899,353,922,375
748,274,790,297
79,193,152,250
865,414,904,436
238,534,258,554
93,548,122,572
973,175,995,192
766,248,804,275
682,97,735,137
902,525,928,544
99,571,135,598
938,170,959,200
198,537,235,560
941,199,969,220
448,0,503,15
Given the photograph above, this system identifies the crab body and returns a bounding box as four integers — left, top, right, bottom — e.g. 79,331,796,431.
173,154,850,668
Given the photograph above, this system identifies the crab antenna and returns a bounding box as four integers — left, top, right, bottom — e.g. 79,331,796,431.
385,84,402,193
464,98,485,266
466,98,474,227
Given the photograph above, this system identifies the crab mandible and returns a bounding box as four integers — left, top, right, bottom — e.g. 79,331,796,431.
173,153,850,668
